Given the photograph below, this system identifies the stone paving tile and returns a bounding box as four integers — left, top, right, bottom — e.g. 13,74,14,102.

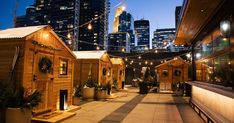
63,91,138,123
62,87,203,123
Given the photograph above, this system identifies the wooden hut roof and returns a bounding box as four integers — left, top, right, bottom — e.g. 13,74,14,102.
155,57,188,68
0,25,47,39
111,58,124,65
73,50,107,59
0,25,76,58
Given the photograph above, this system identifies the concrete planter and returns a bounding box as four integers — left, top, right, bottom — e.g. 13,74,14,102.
82,87,95,101
6,108,32,123
73,96,80,105
97,90,107,100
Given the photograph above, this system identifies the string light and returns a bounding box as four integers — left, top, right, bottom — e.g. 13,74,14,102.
138,56,141,59
125,58,128,61
186,53,191,58
67,33,71,39
96,46,100,50
150,62,153,65
121,48,125,52
145,61,148,65
139,62,142,65
155,50,158,53
87,23,92,30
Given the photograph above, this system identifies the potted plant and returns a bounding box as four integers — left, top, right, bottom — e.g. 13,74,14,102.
82,79,98,101
82,64,98,101
139,67,151,94
96,84,107,100
73,85,82,105
1,84,42,123
112,80,118,92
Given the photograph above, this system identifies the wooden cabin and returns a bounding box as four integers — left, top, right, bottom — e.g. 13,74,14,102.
0,25,76,112
111,58,125,90
155,57,189,91
73,51,113,86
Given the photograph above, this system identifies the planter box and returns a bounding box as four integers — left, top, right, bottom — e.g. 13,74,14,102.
97,90,107,100
82,87,95,101
73,97,80,105
139,82,149,94
6,108,32,123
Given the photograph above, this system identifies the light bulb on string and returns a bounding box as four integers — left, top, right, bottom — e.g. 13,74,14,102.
131,60,134,63
87,23,92,30
138,56,141,59
139,62,142,65
125,58,128,61
150,62,153,65
121,48,125,52
67,33,71,39
96,46,100,50
155,50,158,53
145,61,148,65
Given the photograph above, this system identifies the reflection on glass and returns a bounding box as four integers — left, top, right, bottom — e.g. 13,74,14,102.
213,36,229,52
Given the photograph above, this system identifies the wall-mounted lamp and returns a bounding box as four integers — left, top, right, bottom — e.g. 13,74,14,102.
220,20,231,38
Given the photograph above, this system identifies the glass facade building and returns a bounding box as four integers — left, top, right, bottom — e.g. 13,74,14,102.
134,19,150,52
15,0,79,50
78,0,110,51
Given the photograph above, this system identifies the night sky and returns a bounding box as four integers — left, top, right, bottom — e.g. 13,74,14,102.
0,0,182,43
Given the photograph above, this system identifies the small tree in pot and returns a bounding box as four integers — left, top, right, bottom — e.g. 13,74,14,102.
82,64,98,101
96,84,107,100
139,67,151,94
73,85,82,105
0,83,42,123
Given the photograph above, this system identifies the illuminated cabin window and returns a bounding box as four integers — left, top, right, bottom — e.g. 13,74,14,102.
60,59,68,75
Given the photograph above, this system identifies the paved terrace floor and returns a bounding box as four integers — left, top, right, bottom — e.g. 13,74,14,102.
63,87,203,123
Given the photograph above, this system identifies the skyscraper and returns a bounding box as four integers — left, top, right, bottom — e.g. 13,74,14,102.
15,0,80,50
78,0,110,51
152,28,186,52
108,32,130,53
152,28,175,50
175,6,182,29
108,6,134,53
113,6,125,33
134,19,150,52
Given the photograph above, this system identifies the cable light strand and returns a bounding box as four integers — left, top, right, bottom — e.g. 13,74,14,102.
54,0,126,33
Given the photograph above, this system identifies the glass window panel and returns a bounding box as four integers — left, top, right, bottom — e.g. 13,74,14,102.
60,59,68,75
213,36,229,52
213,54,231,86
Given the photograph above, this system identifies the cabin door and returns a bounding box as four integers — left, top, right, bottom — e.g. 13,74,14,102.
32,51,54,111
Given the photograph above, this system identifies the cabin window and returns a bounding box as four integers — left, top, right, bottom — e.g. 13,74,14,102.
60,59,68,75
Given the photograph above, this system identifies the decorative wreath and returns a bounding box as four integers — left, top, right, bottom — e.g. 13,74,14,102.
38,57,53,73
174,69,181,76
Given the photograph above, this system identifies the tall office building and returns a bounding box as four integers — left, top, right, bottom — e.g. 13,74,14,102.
108,6,134,53
152,28,185,52
175,6,182,29
108,32,130,53
15,0,80,50
78,0,110,51
134,19,150,52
